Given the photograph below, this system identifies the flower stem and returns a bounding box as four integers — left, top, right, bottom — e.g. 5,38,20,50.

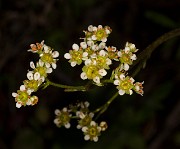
94,92,119,119
44,79,86,92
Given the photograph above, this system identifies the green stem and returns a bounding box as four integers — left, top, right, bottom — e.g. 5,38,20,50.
94,92,119,119
44,79,86,92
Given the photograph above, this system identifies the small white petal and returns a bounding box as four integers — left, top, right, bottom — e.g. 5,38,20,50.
80,42,87,49
99,50,106,56
129,90,133,95
105,29,110,34
64,53,71,59
45,63,51,68
85,59,91,65
125,47,130,53
26,99,32,105
117,51,122,57
106,58,112,65
98,25,102,29
92,45,98,51
124,63,129,71
44,46,49,52
114,80,120,85
27,89,32,95
130,77,135,83
46,68,53,73
72,43,79,51
82,52,88,57
71,62,77,67
20,85,25,91
120,74,125,80
54,118,60,124
99,69,107,76
131,54,137,60
130,44,135,49
135,85,140,91
84,101,90,107
99,42,106,49
16,102,22,108
119,89,125,95
12,92,18,97
92,35,97,40
52,51,59,58
90,121,96,126
80,72,87,80
65,123,71,129
93,76,100,84
34,72,40,80
84,135,90,141
93,136,98,142
87,41,94,47
38,59,44,67
92,27,97,31
101,37,107,42
55,109,61,115
52,63,57,69
77,125,81,129
27,71,33,80
30,61,35,69
88,25,93,32
82,127,88,133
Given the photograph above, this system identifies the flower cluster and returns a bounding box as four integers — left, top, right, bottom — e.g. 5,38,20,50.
64,25,112,85
54,101,107,142
12,41,59,108
64,25,144,95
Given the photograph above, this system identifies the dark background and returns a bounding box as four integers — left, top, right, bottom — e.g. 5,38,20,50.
0,0,180,149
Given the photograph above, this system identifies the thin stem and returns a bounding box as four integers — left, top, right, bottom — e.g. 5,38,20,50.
94,92,119,119
44,79,86,92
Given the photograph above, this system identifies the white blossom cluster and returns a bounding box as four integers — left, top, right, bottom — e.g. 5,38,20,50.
12,41,59,108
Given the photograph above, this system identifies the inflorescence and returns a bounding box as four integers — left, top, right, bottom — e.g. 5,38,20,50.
12,25,144,142
12,41,59,108
64,25,144,95
54,101,107,142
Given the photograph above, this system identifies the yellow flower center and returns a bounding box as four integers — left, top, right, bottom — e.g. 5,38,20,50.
41,53,53,63
96,29,105,40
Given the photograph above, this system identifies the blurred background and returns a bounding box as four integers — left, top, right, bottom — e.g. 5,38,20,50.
0,0,180,149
